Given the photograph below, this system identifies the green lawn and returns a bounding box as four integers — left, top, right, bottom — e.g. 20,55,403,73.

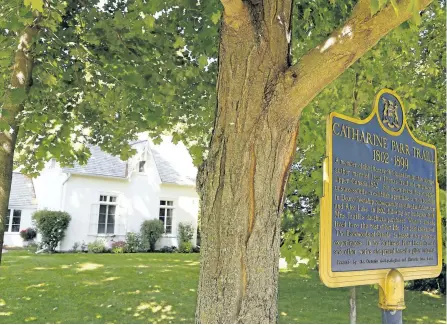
0,250,445,324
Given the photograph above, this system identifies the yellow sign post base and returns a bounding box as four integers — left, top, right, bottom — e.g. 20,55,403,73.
378,269,406,323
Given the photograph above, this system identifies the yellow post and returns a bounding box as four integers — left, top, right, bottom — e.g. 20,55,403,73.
378,269,405,323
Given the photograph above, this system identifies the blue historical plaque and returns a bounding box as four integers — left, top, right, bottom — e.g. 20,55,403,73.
320,89,442,288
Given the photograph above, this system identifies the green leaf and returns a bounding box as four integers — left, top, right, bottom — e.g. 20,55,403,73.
144,16,155,29
378,0,388,10
10,88,26,105
198,55,208,69
0,120,9,131
370,0,379,15
0,50,12,59
211,11,221,25
24,0,43,12
173,36,185,49
42,74,57,86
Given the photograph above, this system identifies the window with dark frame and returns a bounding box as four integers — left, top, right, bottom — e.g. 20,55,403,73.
159,200,173,234
98,195,117,234
139,161,146,172
4,209,21,233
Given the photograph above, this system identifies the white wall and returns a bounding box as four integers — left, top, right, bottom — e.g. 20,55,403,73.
4,207,36,247
33,161,67,211
58,172,160,251
157,183,199,249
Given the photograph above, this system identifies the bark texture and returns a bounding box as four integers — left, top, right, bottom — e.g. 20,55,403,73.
196,2,296,322
0,26,38,263
193,0,432,322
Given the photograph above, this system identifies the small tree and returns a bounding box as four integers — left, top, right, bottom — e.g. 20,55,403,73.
140,220,164,252
178,223,195,253
32,210,71,252
178,223,194,243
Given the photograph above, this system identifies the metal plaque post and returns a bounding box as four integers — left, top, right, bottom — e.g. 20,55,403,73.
378,269,405,324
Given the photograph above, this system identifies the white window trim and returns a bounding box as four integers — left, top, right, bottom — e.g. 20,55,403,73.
97,193,118,235
4,208,22,234
159,199,175,236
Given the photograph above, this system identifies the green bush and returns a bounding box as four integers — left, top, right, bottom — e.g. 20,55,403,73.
406,263,446,295
140,220,164,252
71,242,80,252
125,232,142,253
178,223,195,253
80,241,87,252
178,241,193,253
178,223,194,243
32,210,71,252
88,239,106,253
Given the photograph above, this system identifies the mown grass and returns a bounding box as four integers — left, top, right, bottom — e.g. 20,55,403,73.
0,250,445,324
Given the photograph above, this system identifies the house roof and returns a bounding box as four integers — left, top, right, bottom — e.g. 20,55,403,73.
9,172,36,207
150,138,197,186
62,146,128,178
61,137,197,186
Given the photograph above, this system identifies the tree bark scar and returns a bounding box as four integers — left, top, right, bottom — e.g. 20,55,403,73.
236,248,247,321
277,125,299,211
248,144,256,237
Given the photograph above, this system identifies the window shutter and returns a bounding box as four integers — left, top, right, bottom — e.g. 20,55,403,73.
89,204,100,235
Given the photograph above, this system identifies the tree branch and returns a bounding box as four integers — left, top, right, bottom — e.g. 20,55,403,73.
283,0,433,117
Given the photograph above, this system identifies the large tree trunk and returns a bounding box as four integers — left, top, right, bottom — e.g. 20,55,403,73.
0,26,38,263
196,1,297,322
195,0,432,322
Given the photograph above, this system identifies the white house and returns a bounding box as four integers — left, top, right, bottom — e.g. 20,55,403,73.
4,136,200,251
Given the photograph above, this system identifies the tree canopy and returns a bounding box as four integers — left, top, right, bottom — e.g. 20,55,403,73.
282,0,445,270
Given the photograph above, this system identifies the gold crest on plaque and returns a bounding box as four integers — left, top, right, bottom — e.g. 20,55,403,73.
382,98,400,129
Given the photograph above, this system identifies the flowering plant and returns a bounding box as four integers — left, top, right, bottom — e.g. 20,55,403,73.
19,228,37,241
112,241,126,254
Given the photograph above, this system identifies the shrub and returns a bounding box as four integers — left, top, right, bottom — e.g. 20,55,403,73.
178,241,193,253
32,210,71,252
140,220,164,252
88,239,106,253
112,241,126,254
406,263,446,295
192,246,200,253
160,246,177,253
80,241,87,252
178,223,194,243
125,232,142,253
19,228,37,241
178,223,195,253
71,242,80,252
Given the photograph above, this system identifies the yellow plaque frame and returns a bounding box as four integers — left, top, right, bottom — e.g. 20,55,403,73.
319,88,443,288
